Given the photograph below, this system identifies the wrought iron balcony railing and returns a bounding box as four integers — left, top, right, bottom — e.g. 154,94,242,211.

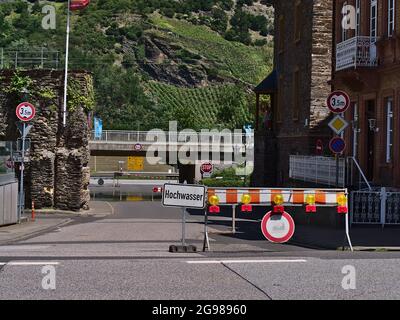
336,36,378,71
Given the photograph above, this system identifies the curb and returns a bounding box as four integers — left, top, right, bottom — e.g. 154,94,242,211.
0,219,72,245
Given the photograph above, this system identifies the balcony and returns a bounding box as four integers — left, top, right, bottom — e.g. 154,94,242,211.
336,36,378,71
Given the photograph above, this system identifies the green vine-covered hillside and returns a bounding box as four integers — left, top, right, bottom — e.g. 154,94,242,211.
0,0,274,131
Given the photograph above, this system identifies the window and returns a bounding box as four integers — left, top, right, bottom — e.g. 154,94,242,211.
293,69,300,121
386,98,394,163
388,0,395,36
370,0,377,40
356,0,361,36
352,102,359,157
294,1,302,42
342,1,349,41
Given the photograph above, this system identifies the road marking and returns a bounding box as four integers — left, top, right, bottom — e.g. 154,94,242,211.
0,262,60,266
0,246,50,251
105,201,115,215
186,259,307,265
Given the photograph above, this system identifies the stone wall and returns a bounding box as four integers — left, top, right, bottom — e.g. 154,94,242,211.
0,70,93,211
268,0,334,185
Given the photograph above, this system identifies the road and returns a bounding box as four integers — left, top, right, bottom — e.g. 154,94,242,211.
0,201,400,300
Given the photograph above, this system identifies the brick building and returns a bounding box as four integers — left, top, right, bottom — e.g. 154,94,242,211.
253,0,400,189
253,0,334,187
333,0,400,188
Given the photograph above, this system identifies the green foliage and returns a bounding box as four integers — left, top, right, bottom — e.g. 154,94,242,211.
3,71,33,95
145,81,253,131
67,78,95,112
0,0,274,131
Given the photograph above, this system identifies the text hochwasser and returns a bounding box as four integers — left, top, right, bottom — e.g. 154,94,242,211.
164,190,204,202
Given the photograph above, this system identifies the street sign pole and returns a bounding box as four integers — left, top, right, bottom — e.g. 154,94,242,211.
18,122,26,222
336,152,339,187
181,207,186,246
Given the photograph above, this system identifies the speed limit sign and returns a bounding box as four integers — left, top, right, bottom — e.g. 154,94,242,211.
16,102,36,122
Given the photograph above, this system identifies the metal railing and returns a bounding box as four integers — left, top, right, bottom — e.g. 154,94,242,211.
0,48,60,70
350,187,400,225
90,130,250,145
336,36,378,71
289,155,345,187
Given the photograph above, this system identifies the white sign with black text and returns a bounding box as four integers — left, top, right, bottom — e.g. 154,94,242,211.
162,184,206,209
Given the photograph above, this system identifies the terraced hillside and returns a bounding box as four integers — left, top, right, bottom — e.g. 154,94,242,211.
0,0,274,131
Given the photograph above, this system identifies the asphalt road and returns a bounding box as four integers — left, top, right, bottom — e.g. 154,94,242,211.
0,200,400,300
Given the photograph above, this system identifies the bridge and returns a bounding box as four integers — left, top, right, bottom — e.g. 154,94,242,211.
89,130,254,183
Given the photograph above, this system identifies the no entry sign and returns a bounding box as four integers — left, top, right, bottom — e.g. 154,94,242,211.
261,211,295,243
16,102,36,122
329,137,346,154
327,91,350,114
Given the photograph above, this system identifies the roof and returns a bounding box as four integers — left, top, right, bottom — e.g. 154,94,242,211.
253,70,277,94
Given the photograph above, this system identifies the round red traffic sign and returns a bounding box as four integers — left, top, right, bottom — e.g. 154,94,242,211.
261,211,295,243
327,91,350,114
16,102,36,122
329,137,346,154
200,162,213,174
5,158,13,169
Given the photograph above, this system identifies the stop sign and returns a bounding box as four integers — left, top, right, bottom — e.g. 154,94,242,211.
200,162,213,174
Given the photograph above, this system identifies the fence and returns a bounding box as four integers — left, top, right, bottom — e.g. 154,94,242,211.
289,155,346,187
0,48,60,70
350,188,400,225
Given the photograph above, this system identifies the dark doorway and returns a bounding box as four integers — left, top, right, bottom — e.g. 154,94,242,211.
365,100,375,181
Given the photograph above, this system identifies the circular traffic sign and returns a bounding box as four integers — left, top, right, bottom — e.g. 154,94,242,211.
5,158,13,169
261,211,295,243
200,162,213,174
16,102,36,122
327,91,350,113
329,137,346,154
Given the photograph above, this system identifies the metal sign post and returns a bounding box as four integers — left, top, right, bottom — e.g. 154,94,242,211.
181,207,187,246
18,122,26,222
16,102,35,223
162,182,206,253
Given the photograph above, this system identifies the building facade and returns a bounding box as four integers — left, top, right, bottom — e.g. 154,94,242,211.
253,0,334,187
333,0,400,188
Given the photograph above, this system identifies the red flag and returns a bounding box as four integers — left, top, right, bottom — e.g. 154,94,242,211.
70,0,90,11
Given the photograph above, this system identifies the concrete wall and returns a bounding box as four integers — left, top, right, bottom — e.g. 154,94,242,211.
0,70,93,211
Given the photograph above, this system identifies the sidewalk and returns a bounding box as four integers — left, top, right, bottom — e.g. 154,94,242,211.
291,224,400,251
0,216,70,245
0,201,114,245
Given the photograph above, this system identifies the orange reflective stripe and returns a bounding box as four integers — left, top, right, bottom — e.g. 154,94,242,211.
226,189,237,204
249,190,260,204
315,191,326,204
293,191,304,204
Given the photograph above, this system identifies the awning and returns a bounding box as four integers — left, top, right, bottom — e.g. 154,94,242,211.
253,70,277,94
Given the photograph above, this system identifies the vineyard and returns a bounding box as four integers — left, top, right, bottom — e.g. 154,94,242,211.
149,15,273,85
145,81,253,130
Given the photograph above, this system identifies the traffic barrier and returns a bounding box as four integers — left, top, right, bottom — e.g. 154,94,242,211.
152,187,163,202
203,187,353,251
